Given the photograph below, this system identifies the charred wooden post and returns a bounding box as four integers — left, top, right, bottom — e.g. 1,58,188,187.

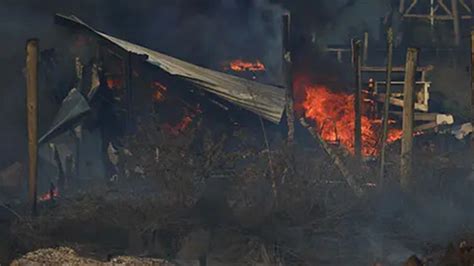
379,28,394,184
401,48,419,190
53,145,65,191
352,39,363,164
471,31,474,151
452,0,461,46
282,13,295,144
26,39,39,215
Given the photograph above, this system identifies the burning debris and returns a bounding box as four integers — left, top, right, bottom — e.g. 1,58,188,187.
295,77,402,157
224,59,266,72
151,81,168,103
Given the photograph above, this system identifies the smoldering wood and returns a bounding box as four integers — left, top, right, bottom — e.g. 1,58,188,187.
299,118,363,197
379,27,394,184
26,39,39,215
401,48,419,190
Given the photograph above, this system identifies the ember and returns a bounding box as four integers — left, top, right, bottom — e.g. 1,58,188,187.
162,106,202,135
151,81,167,102
295,77,402,156
225,59,266,72
38,188,59,202
106,78,123,90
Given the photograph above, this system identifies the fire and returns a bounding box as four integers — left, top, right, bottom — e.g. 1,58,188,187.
38,188,59,202
151,81,167,102
295,77,402,157
225,59,266,72
162,106,202,136
107,78,123,90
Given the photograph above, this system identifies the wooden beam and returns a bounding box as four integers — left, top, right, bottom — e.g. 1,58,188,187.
380,28,394,184
452,0,461,46
283,13,295,144
401,48,419,190
361,65,433,73
26,39,39,215
352,39,362,164
300,118,363,197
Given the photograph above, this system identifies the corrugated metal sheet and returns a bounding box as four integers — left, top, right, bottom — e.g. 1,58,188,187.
55,14,286,124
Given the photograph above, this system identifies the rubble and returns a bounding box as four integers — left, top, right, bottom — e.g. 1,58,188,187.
11,247,175,265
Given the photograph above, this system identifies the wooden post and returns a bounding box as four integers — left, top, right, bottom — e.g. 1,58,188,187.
282,13,295,144
352,39,362,163
399,0,405,14
452,0,461,46
471,30,474,170
363,32,369,65
26,39,39,215
65,154,73,187
379,28,394,183
53,145,64,191
125,52,134,133
400,48,419,190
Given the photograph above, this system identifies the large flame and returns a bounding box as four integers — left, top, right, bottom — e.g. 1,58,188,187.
225,59,266,72
295,77,402,157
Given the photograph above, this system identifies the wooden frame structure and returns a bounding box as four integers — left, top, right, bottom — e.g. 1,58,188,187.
400,0,473,46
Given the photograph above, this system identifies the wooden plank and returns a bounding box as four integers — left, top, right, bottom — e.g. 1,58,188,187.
380,27,394,183
283,13,295,144
401,48,419,190
374,93,428,112
26,39,39,215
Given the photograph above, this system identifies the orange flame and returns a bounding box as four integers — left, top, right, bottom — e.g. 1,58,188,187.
295,77,402,157
226,59,266,72
151,81,168,102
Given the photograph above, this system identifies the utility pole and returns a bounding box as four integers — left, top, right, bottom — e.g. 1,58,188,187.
352,39,362,163
400,48,419,190
26,39,39,215
282,13,295,144
379,28,394,184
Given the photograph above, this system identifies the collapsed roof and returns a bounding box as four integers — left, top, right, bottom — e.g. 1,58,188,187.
55,14,286,124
